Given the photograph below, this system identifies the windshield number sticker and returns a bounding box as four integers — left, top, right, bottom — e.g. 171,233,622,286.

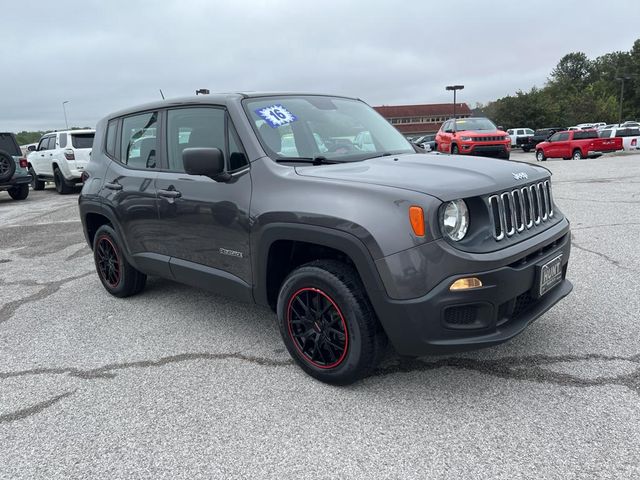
256,105,297,128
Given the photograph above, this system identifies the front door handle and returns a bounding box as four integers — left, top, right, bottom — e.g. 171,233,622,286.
104,182,123,191
158,189,182,199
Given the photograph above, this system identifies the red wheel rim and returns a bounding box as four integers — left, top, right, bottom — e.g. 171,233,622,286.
96,235,121,288
287,287,349,369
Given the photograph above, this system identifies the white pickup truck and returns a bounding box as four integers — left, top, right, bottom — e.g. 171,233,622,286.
27,129,95,194
598,126,640,152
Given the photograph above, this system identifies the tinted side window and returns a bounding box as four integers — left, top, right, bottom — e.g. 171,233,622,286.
599,130,612,138
71,133,95,148
59,133,67,148
548,133,561,142
573,131,597,140
37,138,48,151
557,133,570,141
46,136,56,150
106,120,118,157
121,112,158,169
166,107,225,172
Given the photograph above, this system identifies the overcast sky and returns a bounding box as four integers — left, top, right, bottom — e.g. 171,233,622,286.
1,0,638,132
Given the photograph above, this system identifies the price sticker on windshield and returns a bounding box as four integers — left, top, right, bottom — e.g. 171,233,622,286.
255,104,297,128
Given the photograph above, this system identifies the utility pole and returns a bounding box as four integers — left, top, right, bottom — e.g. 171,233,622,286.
446,85,464,131
62,101,70,129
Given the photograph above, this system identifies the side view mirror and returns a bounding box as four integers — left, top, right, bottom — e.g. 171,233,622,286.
27,145,37,152
497,126,504,131
183,147,229,182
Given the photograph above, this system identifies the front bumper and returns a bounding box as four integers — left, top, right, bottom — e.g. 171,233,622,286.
371,222,572,356
461,143,510,157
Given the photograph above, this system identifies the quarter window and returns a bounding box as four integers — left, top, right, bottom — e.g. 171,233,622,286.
59,133,67,148
106,120,118,157
120,112,159,169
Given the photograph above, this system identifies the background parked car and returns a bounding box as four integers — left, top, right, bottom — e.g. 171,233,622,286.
413,134,436,152
0,132,31,200
435,117,511,159
27,129,95,194
506,128,534,148
535,130,622,161
520,127,566,152
598,126,640,151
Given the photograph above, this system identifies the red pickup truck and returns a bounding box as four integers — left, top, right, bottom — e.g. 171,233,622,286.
535,130,622,161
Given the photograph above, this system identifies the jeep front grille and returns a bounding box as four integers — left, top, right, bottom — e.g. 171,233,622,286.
488,180,553,241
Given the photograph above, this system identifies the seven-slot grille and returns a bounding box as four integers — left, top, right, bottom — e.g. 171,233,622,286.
472,136,506,142
488,180,553,241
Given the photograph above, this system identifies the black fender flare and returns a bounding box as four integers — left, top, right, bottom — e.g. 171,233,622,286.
252,222,388,310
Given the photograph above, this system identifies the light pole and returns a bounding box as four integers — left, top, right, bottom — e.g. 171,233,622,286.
615,76,634,125
62,101,70,129
446,85,464,131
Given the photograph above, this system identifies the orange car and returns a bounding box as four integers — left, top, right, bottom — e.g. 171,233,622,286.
435,117,511,159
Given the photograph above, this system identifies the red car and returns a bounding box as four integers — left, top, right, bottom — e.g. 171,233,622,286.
435,117,511,159
535,130,623,161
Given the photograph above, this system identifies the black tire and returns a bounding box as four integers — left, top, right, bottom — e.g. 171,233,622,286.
522,147,530,153
536,150,546,162
0,150,16,182
29,166,45,190
54,167,73,194
572,149,583,161
8,184,29,200
500,151,510,160
433,143,438,153
451,144,459,155
276,260,387,385
93,224,146,297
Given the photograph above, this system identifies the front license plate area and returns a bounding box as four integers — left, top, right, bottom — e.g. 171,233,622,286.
537,254,563,297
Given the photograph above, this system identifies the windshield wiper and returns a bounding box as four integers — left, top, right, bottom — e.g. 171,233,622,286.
275,156,335,165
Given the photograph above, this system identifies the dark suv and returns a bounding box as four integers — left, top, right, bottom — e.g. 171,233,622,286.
0,132,31,200
79,93,572,384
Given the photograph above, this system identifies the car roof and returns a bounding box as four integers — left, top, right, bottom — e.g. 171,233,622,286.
104,92,361,120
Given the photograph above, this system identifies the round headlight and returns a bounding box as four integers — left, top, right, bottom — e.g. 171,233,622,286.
442,199,469,241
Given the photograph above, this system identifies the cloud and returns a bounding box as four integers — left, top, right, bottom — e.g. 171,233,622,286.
0,0,638,131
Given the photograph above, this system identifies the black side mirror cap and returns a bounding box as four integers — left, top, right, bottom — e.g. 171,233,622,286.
27,145,36,152
183,147,229,182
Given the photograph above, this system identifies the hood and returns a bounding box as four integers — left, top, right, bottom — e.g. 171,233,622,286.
295,153,549,202
456,129,506,136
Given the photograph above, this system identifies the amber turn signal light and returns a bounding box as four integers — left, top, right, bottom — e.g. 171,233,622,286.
409,206,425,237
450,277,483,291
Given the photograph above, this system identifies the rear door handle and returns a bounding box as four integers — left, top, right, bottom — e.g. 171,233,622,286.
104,182,123,191
158,189,181,199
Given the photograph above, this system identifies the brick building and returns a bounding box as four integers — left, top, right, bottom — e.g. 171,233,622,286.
373,103,472,137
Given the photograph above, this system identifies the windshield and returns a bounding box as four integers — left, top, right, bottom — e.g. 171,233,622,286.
244,96,413,162
454,118,497,131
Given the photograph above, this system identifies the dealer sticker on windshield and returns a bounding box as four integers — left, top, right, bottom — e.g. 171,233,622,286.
255,104,297,128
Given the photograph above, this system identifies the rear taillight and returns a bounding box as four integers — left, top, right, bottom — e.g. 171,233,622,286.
80,170,90,183
19,158,28,168
64,149,75,160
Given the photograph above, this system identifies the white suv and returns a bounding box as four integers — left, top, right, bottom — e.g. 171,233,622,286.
27,129,95,193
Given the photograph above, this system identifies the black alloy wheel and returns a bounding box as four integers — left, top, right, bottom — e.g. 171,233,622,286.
96,234,121,289
287,287,348,369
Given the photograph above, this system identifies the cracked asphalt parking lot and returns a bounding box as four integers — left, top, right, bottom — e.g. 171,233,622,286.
1,153,640,479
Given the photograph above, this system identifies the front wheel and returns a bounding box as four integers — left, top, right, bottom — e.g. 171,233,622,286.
536,150,546,162
451,144,459,155
276,260,387,385
572,149,583,160
8,184,29,200
93,224,146,297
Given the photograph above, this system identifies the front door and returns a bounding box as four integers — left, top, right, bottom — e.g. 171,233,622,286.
155,106,252,286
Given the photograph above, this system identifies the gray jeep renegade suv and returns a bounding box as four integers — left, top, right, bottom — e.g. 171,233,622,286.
79,93,572,384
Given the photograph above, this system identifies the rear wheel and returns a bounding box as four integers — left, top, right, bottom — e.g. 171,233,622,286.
54,167,73,194
8,184,29,200
522,147,530,153
536,150,546,162
277,260,387,385
29,167,45,190
572,149,583,160
93,224,146,297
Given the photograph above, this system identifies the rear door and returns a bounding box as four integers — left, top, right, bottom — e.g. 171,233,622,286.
155,106,253,287
102,111,163,264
